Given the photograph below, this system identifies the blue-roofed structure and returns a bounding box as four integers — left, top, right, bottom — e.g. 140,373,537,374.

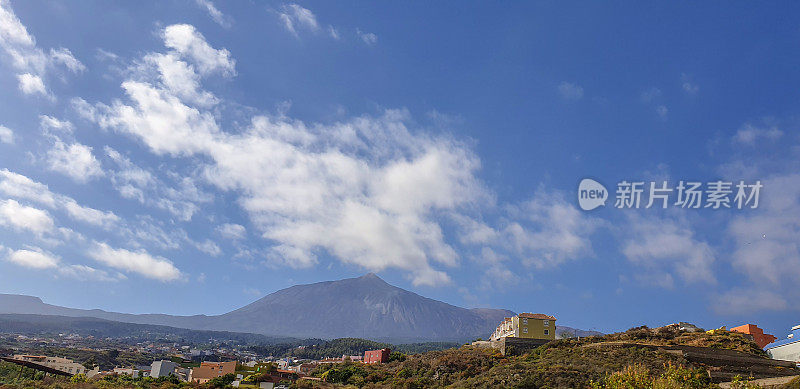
765,324,800,363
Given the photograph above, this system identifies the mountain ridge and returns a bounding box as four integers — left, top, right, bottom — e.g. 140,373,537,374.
0,273,594,342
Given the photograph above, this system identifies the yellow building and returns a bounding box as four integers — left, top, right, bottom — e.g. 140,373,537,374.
490,313,556,341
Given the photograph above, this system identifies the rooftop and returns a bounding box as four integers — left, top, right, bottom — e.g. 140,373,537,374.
518,313,557,320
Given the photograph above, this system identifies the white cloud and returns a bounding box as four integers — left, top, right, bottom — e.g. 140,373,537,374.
88,241,182,281
493,190,600,269
61,199,118,227
733,123,782,146
0,0,83,97
727,173,800,286
193,239,221,256
40,115,74,133
17,73,47,96
78,25,494,286
49,47,85,73
105,147,210,221
356,29,377,45
162,24,235,76
279,3,319,37
104,147,153,202
328,26,340,40
46,140,104,182
6,247,122,282
119,216,182,251
713,288,788,315
0,125,13,144
0,0,46,73
75,24,603,287
145,52,219,107
621,213,715,285
194,0,232,28
475,247,519,291
0,169,57,206
557,81,583,100
0,199,54,235
0,169,118,227
217,223,246,240
6,247,59,269
58,264,123,282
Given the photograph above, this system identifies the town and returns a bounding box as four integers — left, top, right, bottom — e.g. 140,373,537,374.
2,313,799,387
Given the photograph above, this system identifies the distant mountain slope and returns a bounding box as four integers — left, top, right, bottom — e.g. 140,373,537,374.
0,313,290,345
0,293,214,330
214,273,513,341
0,273,592,342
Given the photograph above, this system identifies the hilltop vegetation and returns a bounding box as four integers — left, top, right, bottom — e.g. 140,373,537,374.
248,338,459,360
297,326,798,388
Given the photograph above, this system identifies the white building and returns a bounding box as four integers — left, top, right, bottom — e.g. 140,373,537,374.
13,355,86,375
766,324,800,363
150,360,179,378
113,367,141,378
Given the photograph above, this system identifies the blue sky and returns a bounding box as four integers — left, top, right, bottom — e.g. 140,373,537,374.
0,0,798,337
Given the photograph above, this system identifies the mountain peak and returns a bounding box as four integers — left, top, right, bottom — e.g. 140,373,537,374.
355,272,391,287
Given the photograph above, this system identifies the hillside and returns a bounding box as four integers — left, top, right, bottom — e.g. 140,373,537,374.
1,325,798,388
298,325,800,388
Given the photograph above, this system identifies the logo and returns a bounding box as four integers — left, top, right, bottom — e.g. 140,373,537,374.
578,178,608,211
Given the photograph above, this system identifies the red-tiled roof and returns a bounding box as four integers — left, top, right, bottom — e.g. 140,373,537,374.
518,313,556,320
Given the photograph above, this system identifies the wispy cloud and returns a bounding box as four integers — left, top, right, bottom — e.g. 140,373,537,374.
557,81,583,100
194,0,232,28
279,3,319,37
0,125,14,144
733,123,782,146
356,29,377,45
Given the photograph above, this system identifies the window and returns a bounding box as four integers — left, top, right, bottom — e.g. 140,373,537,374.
543,320,549,327
544,329,549,335
523,318,528,324
523,327,528,333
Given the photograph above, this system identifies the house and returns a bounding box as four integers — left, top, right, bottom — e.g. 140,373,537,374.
678,322,703,333
765,324,800,363
364,348,390,364
150,360,179,379
12,355,86,375
113,367,140,378
135,365,151,377
490,313,557,341
189,361,238,384
298,363,316,375
730,324,778,349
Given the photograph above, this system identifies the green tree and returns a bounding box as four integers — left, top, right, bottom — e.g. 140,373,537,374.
206,373,236,388
388,351,407,362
